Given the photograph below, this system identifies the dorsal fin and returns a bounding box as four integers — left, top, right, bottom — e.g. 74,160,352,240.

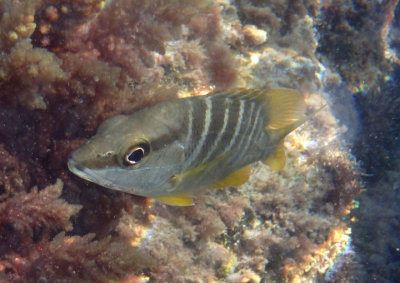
208,88,263,100
262,88,306,131
267,103,326,141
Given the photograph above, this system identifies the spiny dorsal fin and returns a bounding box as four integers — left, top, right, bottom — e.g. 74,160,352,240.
156,194,194,206
210,165,251,189
208,88,263,100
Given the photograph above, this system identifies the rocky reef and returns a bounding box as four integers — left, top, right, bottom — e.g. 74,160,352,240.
0,0,397,282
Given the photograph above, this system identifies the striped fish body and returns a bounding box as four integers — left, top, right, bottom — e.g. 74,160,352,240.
170,95,273,194
68,89,306,206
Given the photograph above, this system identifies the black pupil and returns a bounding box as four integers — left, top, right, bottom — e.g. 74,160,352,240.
127,148,144,163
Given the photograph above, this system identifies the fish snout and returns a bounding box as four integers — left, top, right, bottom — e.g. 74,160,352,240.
67,156,84,175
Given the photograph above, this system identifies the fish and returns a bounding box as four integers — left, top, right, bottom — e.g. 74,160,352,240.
68,88,310,206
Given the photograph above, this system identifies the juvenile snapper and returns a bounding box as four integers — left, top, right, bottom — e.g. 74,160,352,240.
68,89,309,206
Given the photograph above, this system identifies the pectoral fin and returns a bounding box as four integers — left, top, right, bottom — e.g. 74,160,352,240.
156,194,194,206
262,142,286,170
211,165,251,189
169,153,231,187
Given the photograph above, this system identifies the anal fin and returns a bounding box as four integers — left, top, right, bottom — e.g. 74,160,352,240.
211,165,251,189
156,194,194,206
262,142,286,170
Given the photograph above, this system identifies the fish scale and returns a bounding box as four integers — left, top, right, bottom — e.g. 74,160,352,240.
175,96,267,191
184,97,213,169
200,98,230,164
238,104,263,161
223,99,244,155
183,98,207,165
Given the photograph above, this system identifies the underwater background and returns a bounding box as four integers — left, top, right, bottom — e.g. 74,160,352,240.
0,0,399,282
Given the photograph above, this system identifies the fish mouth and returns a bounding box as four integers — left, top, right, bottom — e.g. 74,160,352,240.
67,156,127,192
67,156,94,182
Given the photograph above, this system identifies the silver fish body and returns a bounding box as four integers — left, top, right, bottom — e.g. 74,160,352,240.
68,89,306,205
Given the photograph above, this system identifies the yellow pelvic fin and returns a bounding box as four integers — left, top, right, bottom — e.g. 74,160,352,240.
262,142,286,170
156,194,194,206
210,165,251,189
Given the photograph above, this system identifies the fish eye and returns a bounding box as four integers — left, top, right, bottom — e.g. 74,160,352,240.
123,142,150,166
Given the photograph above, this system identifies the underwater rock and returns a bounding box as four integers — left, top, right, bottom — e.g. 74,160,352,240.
316,0,395,91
